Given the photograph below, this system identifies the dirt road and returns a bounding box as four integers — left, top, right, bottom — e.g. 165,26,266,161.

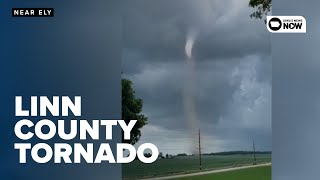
141,163,272,180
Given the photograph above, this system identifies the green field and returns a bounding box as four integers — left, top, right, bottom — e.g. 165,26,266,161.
174,166,271,180
123,154,271,179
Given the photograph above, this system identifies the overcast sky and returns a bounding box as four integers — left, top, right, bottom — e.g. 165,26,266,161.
122,0,271,155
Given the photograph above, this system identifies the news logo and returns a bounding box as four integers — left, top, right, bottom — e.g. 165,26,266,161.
267,16,306,33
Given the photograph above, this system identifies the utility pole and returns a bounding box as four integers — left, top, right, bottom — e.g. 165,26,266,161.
198,129,202,170
252,139,257,165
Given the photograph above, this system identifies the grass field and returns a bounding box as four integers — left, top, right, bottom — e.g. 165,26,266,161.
174,166,271,180
123,154,271,179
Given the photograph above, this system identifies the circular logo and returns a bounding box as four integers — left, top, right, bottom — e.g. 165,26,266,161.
268,17,282,31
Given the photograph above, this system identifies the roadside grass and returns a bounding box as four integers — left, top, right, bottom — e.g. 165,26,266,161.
173,166,271,180
123,154,271,179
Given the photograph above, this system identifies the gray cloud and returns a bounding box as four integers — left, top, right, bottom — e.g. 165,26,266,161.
124,0,270,61
123,0,271,154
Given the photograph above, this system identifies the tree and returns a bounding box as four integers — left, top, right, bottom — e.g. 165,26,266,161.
158,152,164,159
249,0,271,21
176,153,188,157
122,78,148,145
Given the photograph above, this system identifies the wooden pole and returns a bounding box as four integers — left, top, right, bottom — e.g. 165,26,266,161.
199,129,202,170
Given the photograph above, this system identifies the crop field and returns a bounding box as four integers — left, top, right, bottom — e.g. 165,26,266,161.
174,165,271,180
122,154,271,179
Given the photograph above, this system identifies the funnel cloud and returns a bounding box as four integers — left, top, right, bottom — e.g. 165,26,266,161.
183,34,199,153
185,36,195,59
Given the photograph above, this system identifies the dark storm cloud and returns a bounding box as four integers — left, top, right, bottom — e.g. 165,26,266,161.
123,0,271,153
124,0,270,61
